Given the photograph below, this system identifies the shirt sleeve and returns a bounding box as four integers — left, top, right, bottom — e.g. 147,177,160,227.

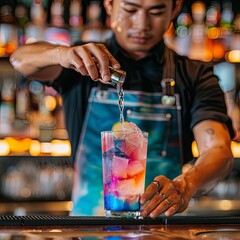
189,61,234,138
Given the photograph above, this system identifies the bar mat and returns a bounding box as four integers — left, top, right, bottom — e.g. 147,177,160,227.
0,215,240,226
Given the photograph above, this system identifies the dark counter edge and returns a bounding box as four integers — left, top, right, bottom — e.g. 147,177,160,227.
0,215,240,226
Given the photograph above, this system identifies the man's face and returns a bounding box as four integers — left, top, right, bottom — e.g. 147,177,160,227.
106,0,176,59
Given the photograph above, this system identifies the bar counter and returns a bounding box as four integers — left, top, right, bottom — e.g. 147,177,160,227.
0,215,240,239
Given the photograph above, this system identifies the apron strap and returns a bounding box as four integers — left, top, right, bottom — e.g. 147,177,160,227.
161,47,176,105
163,46,176,80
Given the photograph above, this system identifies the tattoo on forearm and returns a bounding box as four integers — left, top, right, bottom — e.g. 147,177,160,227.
199,124,230,156
203,128,215,150
206,128,214,136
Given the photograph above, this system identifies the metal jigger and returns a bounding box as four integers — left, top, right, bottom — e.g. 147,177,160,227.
109,67,126,88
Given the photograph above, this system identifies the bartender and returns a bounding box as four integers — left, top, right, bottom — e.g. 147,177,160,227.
10,0,234,218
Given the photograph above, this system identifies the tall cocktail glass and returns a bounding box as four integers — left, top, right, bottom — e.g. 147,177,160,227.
101,129,148,218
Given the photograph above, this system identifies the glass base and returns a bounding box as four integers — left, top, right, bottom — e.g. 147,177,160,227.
104,210,143,219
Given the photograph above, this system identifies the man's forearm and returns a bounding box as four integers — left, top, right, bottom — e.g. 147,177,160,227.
10,42,64,81
175,147,233,201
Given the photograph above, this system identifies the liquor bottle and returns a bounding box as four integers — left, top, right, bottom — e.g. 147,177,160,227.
220,1,234,52
188,1,211,61
44,0,71,46
174,10,192,56
226,13,240,63
15,76,29,121
50,0,65,28
25,1,47,43
0,75,16,136
206,1,229,61
69,0,83,43
81,0,112,43
0,4,18,57
14,4,30,45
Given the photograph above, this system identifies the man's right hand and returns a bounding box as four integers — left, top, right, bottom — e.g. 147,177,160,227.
57,43,121,83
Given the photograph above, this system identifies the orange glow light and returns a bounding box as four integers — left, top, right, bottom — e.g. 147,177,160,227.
51,139,71,156
0,140,10,156
29,140,41,156
225,50,240,63
192,140,240,158
44,95,57,111
212,42,226,60
4,137,31,153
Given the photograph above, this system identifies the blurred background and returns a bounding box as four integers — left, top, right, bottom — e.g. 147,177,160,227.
0,0,239,216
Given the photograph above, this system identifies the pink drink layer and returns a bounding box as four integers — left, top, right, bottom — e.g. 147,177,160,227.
102,126,148,212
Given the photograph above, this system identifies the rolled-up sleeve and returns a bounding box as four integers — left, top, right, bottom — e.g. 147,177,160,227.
190,62,234,138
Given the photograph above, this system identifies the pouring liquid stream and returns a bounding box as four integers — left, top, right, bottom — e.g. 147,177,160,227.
117,85,125,123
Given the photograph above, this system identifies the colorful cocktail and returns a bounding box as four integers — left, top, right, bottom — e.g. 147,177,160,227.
101,121,148,218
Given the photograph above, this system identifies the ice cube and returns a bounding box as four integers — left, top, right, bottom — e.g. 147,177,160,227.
112,155,129,178
117,178,136,196
129,141,148,161
122,122,141,132
127,160,146,177
103,148,114,160
114,140,128,157
114,139,125,149
115,149,128,158
103,147,124,160
117,174,145,196
124,131,147,157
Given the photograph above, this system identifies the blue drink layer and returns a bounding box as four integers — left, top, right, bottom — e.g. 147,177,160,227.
104,194,140,211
